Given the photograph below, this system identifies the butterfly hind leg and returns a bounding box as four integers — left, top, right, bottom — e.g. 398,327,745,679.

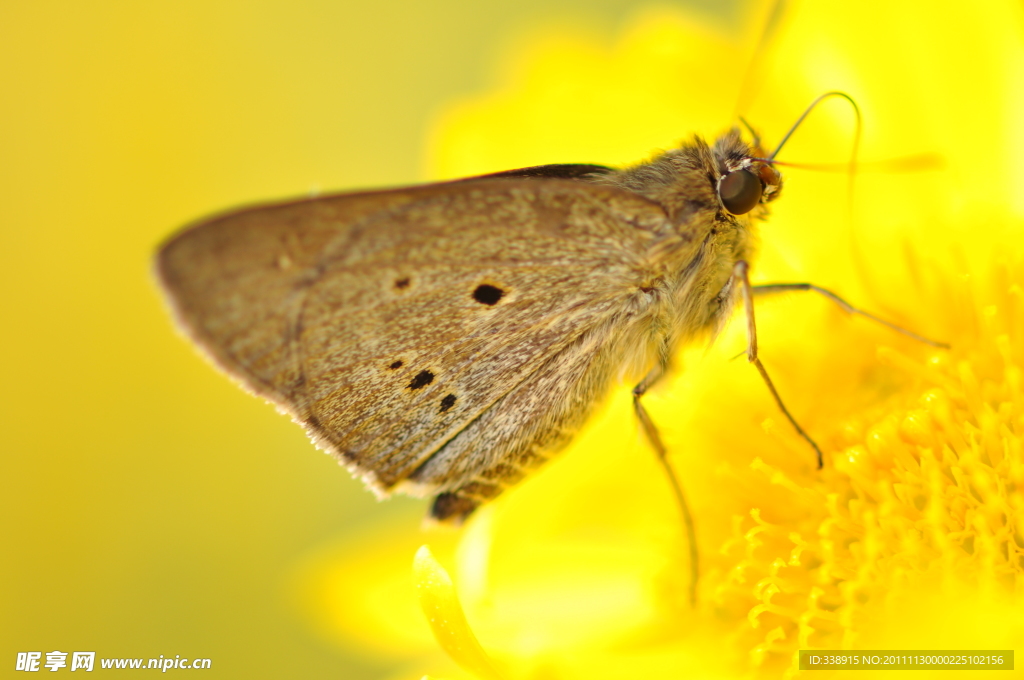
633,364,699,606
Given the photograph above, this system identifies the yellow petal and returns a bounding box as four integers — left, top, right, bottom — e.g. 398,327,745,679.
414,545,504,680
291,517,461,660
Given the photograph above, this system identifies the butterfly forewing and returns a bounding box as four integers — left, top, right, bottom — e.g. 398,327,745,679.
157,178,675,503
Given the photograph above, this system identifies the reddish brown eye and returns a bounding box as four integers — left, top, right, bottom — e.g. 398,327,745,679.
758,163,781,188
718,169,763,215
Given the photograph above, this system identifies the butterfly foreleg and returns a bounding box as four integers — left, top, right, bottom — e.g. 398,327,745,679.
752,282,949,348
632,364,699,605
735,261,825,469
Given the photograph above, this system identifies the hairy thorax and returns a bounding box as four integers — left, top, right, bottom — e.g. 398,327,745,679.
590,132,764,376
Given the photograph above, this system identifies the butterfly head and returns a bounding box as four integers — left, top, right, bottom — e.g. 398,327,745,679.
713,128,782,217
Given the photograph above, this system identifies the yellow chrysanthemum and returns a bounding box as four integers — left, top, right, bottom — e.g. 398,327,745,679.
297,3,1024,678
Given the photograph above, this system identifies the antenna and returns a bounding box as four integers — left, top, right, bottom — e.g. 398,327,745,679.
769,91,862,181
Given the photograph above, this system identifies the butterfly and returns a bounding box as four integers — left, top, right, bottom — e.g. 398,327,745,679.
156,126,789,527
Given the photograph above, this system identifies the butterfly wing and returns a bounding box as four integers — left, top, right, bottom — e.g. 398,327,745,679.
157,178,676,515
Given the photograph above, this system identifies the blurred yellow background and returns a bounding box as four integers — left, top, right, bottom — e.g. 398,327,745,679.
0,1,744,678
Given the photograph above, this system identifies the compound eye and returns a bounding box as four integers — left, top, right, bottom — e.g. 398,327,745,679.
718,169,763,215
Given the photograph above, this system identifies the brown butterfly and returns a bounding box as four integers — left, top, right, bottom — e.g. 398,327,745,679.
155,124,795,518
158,90,946,542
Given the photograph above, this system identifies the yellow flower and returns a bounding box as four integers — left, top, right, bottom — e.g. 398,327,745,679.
298,3,1024,678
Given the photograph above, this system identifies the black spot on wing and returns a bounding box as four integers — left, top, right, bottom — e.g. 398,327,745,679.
439,393,456,412
472,284,504,305
389,360,403,369
408,370,434,390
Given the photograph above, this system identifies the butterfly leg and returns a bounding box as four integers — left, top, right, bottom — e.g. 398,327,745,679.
633,365,699,605
735,261,825,469
752,282,949,348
